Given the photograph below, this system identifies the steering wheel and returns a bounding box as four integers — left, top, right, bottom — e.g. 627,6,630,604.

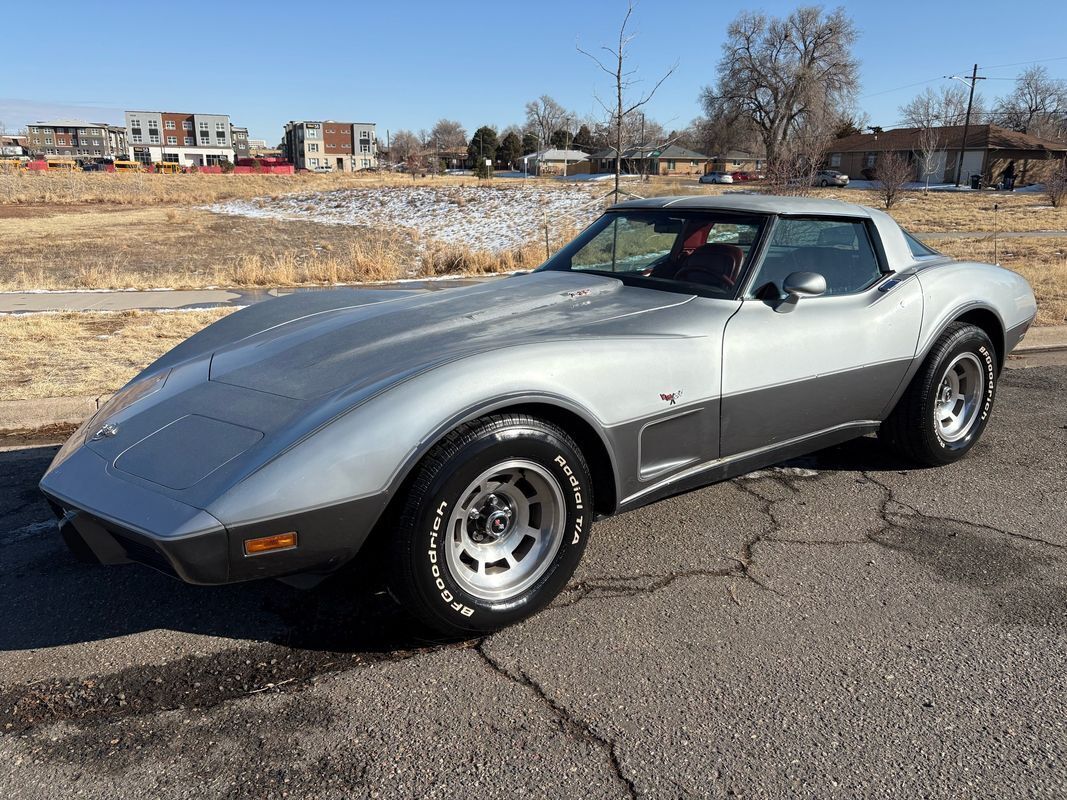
672,265,734,291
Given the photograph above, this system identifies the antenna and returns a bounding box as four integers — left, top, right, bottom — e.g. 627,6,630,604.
993,202,999,265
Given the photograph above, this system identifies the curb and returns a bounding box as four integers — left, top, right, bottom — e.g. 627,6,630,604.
0,394,110,434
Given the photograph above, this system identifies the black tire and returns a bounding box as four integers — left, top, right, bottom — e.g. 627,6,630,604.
880,322,998,466
388,414,593,636
820,179,829,187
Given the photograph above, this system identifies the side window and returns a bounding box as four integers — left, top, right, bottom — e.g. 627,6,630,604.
903,230,940,258
570,216,676,273
748,218,882,297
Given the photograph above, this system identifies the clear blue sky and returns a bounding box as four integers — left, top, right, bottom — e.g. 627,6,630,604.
3,0,1065,143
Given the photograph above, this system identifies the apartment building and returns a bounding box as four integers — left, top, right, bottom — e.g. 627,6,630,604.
231,125,251,160
283,120,377,171
124,111,235,166
26,120,128,162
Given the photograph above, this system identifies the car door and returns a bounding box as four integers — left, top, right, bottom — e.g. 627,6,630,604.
719,215,923,456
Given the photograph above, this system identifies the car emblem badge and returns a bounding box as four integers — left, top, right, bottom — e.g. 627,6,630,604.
659,391,683,406
90,422,120,441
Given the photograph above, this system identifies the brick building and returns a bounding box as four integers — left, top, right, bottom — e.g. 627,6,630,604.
26,120,128,162
124,111,236,167
283,120,377,171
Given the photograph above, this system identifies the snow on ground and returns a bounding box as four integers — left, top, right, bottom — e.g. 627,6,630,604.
209,185,605,252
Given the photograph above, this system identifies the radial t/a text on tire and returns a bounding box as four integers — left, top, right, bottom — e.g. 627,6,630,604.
388,413,594,635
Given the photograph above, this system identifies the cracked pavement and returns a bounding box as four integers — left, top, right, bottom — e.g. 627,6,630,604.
0,360,1065,799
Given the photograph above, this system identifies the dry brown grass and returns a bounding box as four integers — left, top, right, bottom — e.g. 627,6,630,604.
0,206,574,291
0,170,526,207
933,237,1067,325
0,309,234,401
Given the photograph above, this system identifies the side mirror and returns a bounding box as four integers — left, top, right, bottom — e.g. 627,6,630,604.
782,271,827,299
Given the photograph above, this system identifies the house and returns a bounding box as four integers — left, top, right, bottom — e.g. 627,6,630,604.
125,111,235,167
26,120,127,163
283,121,378,172
516,148,590,176
1,134,28,157
707,149,766,174
827,124,1067,185
231,126,251,161
589,144,711,176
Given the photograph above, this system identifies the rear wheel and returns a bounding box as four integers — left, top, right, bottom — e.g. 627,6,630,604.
388,414,593,635
880,322,997,465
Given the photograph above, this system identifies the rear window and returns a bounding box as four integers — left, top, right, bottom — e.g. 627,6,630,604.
903,230,940,258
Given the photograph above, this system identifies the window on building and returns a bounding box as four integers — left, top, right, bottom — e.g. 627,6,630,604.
165,121,175,130
360,130,369,139
306,127,319,138
199,121,208,130
830,153,842,167
360,144,370,153
308,143,319,152
309,157,319,166
215,122,225,131
362,159,370,168
864,153,877,168
184,137,193,146
183,121,192,130
667,160,676,170
167,136,177,145
130,119,140,128
131,135,142,144
44,137,53,145
150,135,160,144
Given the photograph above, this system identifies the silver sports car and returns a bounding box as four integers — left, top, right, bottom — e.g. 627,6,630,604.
41,195,1037,634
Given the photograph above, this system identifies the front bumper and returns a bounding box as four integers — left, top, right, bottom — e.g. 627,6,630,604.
40,443,390,585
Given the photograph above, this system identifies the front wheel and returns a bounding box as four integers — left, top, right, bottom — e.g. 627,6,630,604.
879,322,998,466
388,414,593,635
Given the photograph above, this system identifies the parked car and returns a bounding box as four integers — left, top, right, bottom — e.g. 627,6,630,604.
41,195,1035,635
699,171,734,184
309,165,333,174
814,169,849,187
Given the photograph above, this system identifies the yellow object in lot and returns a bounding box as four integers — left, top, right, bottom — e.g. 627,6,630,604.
113,160,144,173
46,159,79,172
0,159,26,172
154,162,183,174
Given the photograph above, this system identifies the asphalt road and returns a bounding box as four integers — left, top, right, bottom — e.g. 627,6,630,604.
1,360,1065,799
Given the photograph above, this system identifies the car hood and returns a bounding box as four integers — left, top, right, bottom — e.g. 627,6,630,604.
208,271,692,401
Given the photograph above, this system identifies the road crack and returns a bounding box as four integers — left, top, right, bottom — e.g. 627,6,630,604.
475,639,638,799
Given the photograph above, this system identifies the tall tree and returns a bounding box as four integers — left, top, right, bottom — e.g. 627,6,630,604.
550,128,572,149
521,130,541,154
429,119,468,151
991,66,1067,139
700,6,860,166
577,1,677,199
524,96,569,151
899,85,984,128
573,123,594,150
467,125,499,176
498,131,523,168
389,129,420,163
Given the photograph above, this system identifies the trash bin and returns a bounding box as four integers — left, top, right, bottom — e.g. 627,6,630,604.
970,174,981,190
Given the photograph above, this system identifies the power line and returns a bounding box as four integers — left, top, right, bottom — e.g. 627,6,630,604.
981,55,1067,70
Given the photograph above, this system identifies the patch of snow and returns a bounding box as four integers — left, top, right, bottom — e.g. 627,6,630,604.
207,185,605,253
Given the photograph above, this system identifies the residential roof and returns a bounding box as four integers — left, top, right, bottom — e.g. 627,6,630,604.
31,119,117,128
831,124,1067,154
715,149,765,161
590,144,710,160
519,148,589,161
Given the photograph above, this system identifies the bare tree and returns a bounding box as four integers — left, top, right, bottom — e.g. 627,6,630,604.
577,1,677,200
913,124,945,192
763,119,833,196
874,152,913,208
991,66,1067,139
428,119,467,151
700,6,859,170
899,85,985,128
524,96,569,153
389,130,420,164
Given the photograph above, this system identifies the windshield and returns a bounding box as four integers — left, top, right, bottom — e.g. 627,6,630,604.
538,210,767,297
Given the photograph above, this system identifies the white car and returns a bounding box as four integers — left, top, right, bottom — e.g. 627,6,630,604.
309,165,333,174
700,171,734,184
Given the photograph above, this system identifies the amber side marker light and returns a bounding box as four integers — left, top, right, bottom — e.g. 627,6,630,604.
244,532,298,556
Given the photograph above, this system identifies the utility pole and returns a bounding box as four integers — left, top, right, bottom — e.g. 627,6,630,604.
949,64,986,187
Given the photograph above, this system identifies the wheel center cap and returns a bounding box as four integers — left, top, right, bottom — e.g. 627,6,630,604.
941,385,953,404
469,494,515,542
